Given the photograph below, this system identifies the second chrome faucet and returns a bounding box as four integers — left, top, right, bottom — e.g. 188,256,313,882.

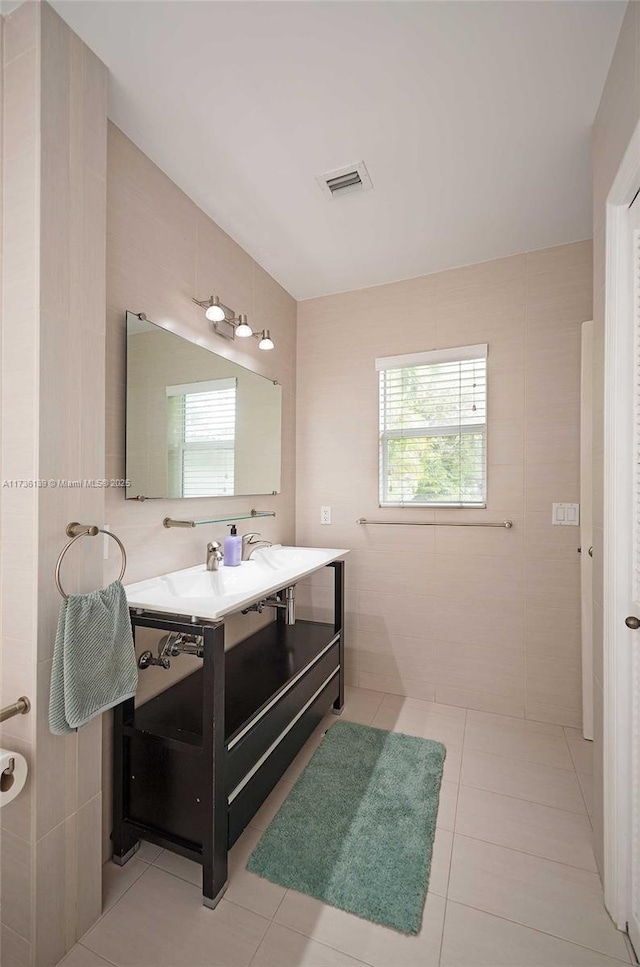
241,532,273,560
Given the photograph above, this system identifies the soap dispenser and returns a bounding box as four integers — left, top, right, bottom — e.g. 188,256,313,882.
224,524,242,567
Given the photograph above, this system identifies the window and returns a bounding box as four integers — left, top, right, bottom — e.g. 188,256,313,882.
377,344,487,507
166,378,236,497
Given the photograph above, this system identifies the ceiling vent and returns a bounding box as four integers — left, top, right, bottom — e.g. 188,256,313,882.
316,161,372,199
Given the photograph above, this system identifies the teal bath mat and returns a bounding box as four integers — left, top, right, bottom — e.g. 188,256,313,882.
247,720,446,934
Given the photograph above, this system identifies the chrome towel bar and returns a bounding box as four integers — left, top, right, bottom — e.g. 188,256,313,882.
55,522,127,600
356,518,513,528
0,696,30,723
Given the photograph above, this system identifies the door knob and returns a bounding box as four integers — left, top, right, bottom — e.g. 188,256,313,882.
625,616,640,630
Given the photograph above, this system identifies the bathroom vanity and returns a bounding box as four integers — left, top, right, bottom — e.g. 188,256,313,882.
112,548,346,909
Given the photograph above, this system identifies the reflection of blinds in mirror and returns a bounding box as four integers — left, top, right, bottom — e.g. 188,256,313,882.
166,378,236,497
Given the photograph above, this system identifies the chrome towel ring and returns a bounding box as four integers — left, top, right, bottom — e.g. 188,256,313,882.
55,522,127,600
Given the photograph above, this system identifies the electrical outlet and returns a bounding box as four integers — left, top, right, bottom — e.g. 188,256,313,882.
320,505,331,525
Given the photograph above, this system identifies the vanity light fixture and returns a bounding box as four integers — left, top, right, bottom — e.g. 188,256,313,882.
204,296,226,323
258,330,275,351
193,295,275,350
235,314,253,338
192,295,235,335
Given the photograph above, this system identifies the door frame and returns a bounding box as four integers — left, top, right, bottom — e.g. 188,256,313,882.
603,118,640,929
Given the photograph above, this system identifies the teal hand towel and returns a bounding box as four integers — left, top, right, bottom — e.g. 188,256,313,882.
49,579,138,735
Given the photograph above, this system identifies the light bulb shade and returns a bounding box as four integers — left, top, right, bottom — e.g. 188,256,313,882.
235,314,253,337
258,329,275,350
205,298,226,323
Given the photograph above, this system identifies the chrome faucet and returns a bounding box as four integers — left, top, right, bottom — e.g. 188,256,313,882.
206,541,224,571
241,532,273,561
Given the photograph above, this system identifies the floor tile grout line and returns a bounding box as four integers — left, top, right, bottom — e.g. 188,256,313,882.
88,857,151,931
365,689,387,725
374,700,468,723
467,706,568,733
562,728,596,823
448,709,467,845
469,716,570,737
437,894,449,966
452,830,603,877
456,779,589,819
122,856,278,930
437,713,463,905
449,826,597,874
150,856,199,887
76,940,119,967
561,724,583,775
448,899,632,965
263,913,385,967
269,887,289,922
575,771,595,832
208,891,274,925
441,714,461,967
457,777,588,816
455,777,592,818
462,742,578,774
467,745,578,777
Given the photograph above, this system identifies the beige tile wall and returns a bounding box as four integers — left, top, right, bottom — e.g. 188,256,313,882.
296,242,592,726
0,3,108,965
102,123,297,857
591,2,639,878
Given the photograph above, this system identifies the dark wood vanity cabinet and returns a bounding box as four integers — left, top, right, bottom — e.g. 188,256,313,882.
112,560,344,909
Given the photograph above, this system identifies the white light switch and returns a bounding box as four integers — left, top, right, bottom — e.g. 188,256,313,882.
320,506,331,525
552,503,580,526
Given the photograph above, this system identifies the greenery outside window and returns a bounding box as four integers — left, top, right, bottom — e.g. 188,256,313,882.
377,344,487,507
166,378,236,497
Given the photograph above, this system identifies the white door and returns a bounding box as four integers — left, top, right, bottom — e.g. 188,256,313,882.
603,120,640,947
620,191,640,952
580,321,594,740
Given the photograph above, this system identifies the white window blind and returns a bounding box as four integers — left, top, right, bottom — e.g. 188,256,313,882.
166,378,236,497
377,344,487,507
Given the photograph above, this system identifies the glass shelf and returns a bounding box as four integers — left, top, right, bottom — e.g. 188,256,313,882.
163,510,276,529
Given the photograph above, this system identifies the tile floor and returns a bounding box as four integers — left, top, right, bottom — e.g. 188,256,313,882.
58,687,635,967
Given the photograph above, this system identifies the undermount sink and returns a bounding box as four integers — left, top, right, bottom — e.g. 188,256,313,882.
123,545,348,621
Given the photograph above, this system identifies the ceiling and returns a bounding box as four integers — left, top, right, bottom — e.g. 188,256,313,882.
51,0,625,300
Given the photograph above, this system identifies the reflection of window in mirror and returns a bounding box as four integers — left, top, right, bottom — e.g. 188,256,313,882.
166,378,237,498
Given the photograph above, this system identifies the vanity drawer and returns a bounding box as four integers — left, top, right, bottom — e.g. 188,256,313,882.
228,666,339,846
226,637,339,792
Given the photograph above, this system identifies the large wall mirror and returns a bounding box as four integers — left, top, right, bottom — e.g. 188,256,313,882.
125,311,282,500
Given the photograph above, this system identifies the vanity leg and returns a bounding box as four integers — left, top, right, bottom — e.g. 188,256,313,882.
112,697,140,863
202,621,228,909
331,560,345,714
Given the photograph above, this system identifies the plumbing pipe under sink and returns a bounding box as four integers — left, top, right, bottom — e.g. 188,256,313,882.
241,585,296,625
